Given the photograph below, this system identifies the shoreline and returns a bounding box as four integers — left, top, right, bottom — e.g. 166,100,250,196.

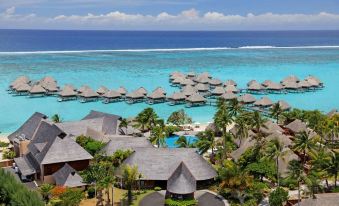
0,133,10,143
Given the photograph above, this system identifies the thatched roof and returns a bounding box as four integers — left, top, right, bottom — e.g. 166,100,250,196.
247,80,257,86
59,86,77,97
182,85,197,96
64,84,77,91
266,82,283,90
238,94,256,103
194,75,210,84
96,86,109,95
41,76,56,84
126,91,144,99
103,90,121,98
14,156,36,176
42,82,59,92
117,86,128,95
136,87,148,95
153,87,166,95
298,80,311,88
266,133,292,148
262,80,273,87
211,86,225,95
101,136,153,155
148,89,166,99
120,148,216,181
281,75,300,83
10,76,30,87
170,72,185,79
283,81,300,89
224,79,237,86
306,78,320,87
180,78,195,86
30,84,46,94
186,93,206,103
305,75,322,84
186,72,196,77
221,92,237,100
52,164,86,188
167,162,196,194
168,92,186,101
198,72,211,79
209,78,222,86
286,119,307,133
78,85,90,93
225,84,239,93
15,83,31,92
248,81,264,90
79,88,99,98
254,96,274,107
260,120,284,135
279,148,299,177
277,100,291,111
195,83,209,91
298,193,339,206
230,136,256,161
172,77,186,84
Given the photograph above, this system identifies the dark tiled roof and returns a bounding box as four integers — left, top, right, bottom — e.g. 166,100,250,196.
52,164,86,187
101,136,153,155
14,156,36,176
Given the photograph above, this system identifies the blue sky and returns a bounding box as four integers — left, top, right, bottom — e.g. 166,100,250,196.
0,0,339,30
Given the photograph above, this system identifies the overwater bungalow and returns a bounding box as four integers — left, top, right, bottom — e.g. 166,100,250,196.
136,87,148,96
168,92,186,105
186,93,207,107
171,77,185,87
186,72,196,79
247,79,257,87
195,83,209,95
78,85,90,94
79,88,99,103
14,83,31,96
180,78,195,87
170,72,185,81
281,75,300,84
262,80,274,87
305,75,323,87
41,76,57,84
199,72,212,79
209,78,222,88
266,82,284,93
64,84,77,91
9,76,30,91
283,81,301,92
102,90,122,103
126,91,145,104
58,86,78,101
225,84,239,93
211,86,225,97
238,94,256,104
42,82,59,95
224,79,237,87
254,96,274,108
96,86,109,95
276,100,291,111
29,84,46,97
298,80,312,91
182,85,197,97
194,75,210,84
117,86,128,96
147,89,167,104
247,81,265,94
153,87,166,95
221,91,237,100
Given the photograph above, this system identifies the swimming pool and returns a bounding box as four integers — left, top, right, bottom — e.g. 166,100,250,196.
165,135,198,148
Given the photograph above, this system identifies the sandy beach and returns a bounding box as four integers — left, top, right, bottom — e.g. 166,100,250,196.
0,133,10,143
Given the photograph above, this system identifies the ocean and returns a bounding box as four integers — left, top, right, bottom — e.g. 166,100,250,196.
0,30,338,132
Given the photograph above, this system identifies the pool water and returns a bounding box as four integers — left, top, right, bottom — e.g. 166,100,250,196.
165,135,198,148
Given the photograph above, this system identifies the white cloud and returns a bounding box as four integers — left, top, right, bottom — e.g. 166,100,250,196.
0,7,339,30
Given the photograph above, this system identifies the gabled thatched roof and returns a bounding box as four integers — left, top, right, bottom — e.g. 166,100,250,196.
59,86,77,97
262,80,273,87
30,84,46,94
224,79,237,86
42,82,59,92
126,91,144,99
136,87,148,95
277,100,291,111
103,90,121,98
79,88,99,98
221,92,237,100
120,148,216,181
283,81,300,89
167,162,197,194
153,87,166,95
266,82,283,90
298,80,311,88
10,76,30,87
225,84,239,93
195,83,209,91
285,119,307,133
78,85,90,93
172,77,185,84
254,96,274,107
180,78,195,86
182,85,197,96
247,81,264,90
52,164,86,188
281,75,300,83
101,136,153,155
96,86,109,95
117,86,128,95
168,92,186,101
15,83,31,92
209,78,222,86
238,94,256,103
148,89,166,99
186,93,206,103
247,80,257,87
211,86,225,95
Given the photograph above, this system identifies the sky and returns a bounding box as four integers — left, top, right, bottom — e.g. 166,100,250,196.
0,0,339,30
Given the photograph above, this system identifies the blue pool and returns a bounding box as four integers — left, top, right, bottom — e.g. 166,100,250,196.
165,135,198,148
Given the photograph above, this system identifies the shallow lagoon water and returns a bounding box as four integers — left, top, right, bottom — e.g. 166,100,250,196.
0,47,338,132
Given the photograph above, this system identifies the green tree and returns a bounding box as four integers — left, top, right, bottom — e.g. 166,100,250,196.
327,151,339,188
135,107,159,132
167,109,192,126
291,131,317,166
287,160,310,206
119,118,128,129
39,184,54,203
150,122,168,148
195,129,215,155
75,135,105,155
59,188,84,206
175,136,192,148
122,165,140,205
269,187,288,206
227,98,243,119
270,102,284,123
234,114,250,146
51,114,61,123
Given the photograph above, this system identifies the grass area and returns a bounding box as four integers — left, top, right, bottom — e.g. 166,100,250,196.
131,190,154,206
80,187,127,206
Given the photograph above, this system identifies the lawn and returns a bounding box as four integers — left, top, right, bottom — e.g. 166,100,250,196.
80,187,127,206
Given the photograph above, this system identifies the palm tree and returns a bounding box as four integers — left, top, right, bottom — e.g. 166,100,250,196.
287,160,310,206
119,118,128,129
291,131,317,166
251,111,267,136
150,123,168,148
264,138,286,187
167,109,192,126
227,98,243,119
195,129,215,155
214,100,232,138
175,136,191,148
234,116,249,147
39,184,54,203
135,108,158,132
51,114,61,123
327,151,339,188
270,102,284,123
122,165,140,205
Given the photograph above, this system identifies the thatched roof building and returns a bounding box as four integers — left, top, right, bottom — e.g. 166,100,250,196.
10,76,30,88
96,86,109,95
168,92,186,101
209,78,222,86
167,162,196,195
117,86,128,95
281,75,300,84
266,82,283,90
30,84,46,94
180,78,195,86
147,89,166,100
195,83,209,92
52,163,86,188
136,87,148,96
211,87,225,96
186,93,206,103
247,81,264,91
262,80,273,87
277,100,291,111
285,119,307,133
101,136,153,156
59,86,77,97
225,84,239,93
238,94,256,104
224,79,237,86
15,83,31,92
221,92,237,100
153,87,166,95
102,90,121,99
79,88,99,98
254,96,274,107
283,81,300,89
182,85,197,97
78,85,90,93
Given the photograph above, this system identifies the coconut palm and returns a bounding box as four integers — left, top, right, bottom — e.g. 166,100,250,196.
195,129,215,155
327,151,339,188
135,108,158,132
51,114,61,123
39,184,54,203
227,98,243,119
150,123,168,148
287,160,310,206
309,147,331,189
122,165,140,205
264,138,287,187
167,109,192,126
270,102,284,123
234,115,249,147
214,99,232,138
175,136,192,148
291,131,317,166
251,111,267,135
119,118,128,129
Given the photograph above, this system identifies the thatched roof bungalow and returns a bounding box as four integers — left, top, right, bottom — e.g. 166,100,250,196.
225,84,239,93
224,79,237,87
102,90,121,103
221,92,237,100
254,96,274,107
147,89,167,104
58,86,78,101
96,86,109,95
238,94,256,104
186,93,206,107
29,84,46,96
117,86,128,95
126,91,145,104
79,88,99,102
211,86,225,96
168,92,186,105
182,85,197,97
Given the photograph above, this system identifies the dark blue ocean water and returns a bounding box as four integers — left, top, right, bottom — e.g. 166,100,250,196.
0,30,339,51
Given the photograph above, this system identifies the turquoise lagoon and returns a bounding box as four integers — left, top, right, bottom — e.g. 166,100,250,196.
0,47,339,132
